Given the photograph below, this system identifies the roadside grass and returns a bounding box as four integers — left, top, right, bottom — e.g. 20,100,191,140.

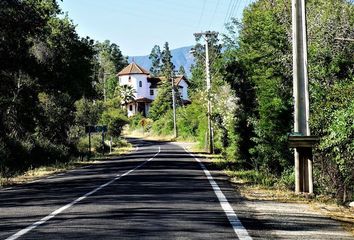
0,139,133,188
124,128,197,143
208,155,354,235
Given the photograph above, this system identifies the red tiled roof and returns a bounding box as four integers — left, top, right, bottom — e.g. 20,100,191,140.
117,62,149,76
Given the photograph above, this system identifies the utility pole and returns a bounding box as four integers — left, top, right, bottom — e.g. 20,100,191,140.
194,31,218,154
290,0,318,194
171,75,178,139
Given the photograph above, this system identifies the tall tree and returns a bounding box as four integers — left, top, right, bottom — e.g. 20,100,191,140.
148,42,176,120
0,0,97,174
94,40,128,100
190,34,221,92
149,45,161,77
222,0,354,200
178,65,186,76
161,42,175,79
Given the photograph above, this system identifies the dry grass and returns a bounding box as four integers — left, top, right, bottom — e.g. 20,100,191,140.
0,143,133,188
225,168,354,236
124,129,175,142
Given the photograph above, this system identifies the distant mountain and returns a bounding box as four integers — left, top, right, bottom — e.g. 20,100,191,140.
127,46,195,77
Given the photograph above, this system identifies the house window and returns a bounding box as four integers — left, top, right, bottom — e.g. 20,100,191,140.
129,105,133,111
150,89,154,96
139,81,142,87
128,76,131,83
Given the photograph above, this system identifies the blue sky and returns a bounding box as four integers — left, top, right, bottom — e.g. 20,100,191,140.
58,0,254,56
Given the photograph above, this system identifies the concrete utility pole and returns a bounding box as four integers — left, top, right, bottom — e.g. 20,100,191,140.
171,76,178,139
291,0,316,194
194,31,218,154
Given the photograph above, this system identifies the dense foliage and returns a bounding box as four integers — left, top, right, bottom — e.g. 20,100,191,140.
148,42,176,121
139,0,354,202
222,0,353,201
0,0,129,177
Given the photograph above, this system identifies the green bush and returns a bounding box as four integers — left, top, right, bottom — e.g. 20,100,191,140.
100,108,129,138
129,113,143,129
278,168,295,190
228,170,277,187
151,110,174,135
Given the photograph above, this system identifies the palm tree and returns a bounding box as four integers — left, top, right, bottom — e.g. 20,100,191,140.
114,84,135,108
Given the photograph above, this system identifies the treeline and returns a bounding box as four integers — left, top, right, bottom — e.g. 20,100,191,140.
135,0,353,202
0,0,128,177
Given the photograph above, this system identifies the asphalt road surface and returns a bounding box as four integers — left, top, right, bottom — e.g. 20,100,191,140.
0,139,352,239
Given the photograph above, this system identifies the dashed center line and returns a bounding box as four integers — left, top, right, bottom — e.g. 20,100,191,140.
5,146,160,240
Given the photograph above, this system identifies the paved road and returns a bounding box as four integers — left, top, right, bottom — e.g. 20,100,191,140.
0,139,352,239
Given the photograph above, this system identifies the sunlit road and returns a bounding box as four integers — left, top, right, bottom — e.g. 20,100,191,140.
0,139,352,239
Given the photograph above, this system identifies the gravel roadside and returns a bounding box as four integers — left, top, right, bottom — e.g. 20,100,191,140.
176,141,354,239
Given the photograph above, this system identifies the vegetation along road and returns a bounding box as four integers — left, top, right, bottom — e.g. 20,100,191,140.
1,0,353,239
0,139,351,239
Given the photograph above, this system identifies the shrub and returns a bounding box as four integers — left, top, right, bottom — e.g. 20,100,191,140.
129,113,143,129
100,108,129,138
278,168,295,190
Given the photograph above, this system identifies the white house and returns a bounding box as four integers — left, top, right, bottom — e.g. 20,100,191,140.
117,62,190,117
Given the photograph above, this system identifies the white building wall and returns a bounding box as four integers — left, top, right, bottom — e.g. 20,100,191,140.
119,74,150,99
134,75,150,98
127,103,136,117
178,80,189,100
149,88,158,100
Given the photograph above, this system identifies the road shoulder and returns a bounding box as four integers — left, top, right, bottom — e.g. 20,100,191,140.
175,141,354,239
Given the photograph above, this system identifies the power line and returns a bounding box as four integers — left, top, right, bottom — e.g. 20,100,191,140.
197,0,207,30
226,0,238,23
209,0,220,29
231,0,242,20
223,0,234,27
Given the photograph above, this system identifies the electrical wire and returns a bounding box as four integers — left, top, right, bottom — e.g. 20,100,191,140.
208,0,220,29
197,0,207,30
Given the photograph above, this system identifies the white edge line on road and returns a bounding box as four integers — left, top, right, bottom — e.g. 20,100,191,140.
184,147,253,240
5,146,161,240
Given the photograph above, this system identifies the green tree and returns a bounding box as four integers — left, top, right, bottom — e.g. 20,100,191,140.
149,45,162,77
0,0,97,174
224,0,293,173
94,40,128,100
100,105,129,138
178,65,186,76
222,0,353,201
149,42,176,120
190,34,221,92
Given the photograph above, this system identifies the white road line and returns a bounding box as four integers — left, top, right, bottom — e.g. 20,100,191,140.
184,147,253,240
5,146,161,240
